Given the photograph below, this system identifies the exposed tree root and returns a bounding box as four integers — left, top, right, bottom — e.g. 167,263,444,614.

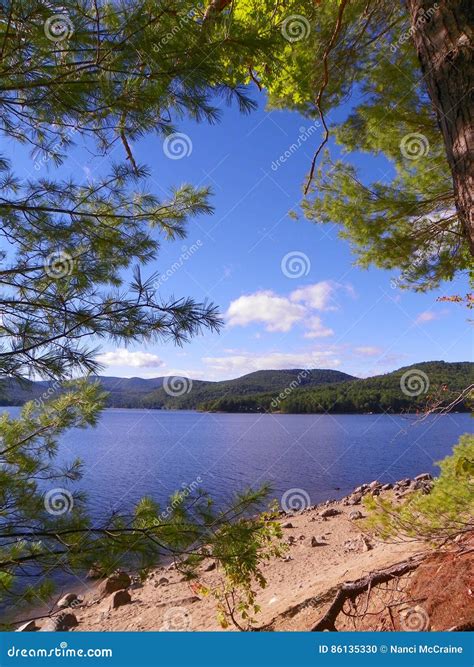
311,555,426,631
448,622,474,631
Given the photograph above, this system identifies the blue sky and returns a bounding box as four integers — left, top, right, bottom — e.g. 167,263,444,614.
15,93,471,381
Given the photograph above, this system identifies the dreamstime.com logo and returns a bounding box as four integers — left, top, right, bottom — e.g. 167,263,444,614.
400,132,430,160
152,3,203,53
281,15,311,42
44,14,74,42
281,488,311,512
7,642,112,659
159,475,202,520
271,123,320,172
163,132,193,159
271,369,311,409
159,476,203,520
44,488,74,516
160,606,192,631
44,251,75,279
34,378,63,409
162,376,193,397
281,251,311,279
399,605,430,631
390,4,439,53
34,125,78,171
400,369,430,397
153,240,203,289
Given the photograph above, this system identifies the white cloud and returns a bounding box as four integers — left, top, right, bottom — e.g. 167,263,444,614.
164,368,207,380
203,350,341,377
225,282,354,337
354,346,383,356
290,281,338,311
97,348,165,369
415,310,447,324
303,316,334,338
226,290,305,332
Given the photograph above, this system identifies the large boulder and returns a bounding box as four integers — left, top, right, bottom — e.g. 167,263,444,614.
98,571,131,596
41,612,78,632
414,472,433,482
348,510,363,520
109,590,131,610
347,493,362,505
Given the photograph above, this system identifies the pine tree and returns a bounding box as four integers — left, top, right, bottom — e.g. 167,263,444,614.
235,0,472,290
0,0,282,622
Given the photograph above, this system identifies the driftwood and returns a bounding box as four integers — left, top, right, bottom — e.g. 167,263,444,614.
312,556,425,631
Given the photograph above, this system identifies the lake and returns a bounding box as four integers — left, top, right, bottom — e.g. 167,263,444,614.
48,410,471,517
2,408,472,621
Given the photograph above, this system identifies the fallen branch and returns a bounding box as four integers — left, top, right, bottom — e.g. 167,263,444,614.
311,555,425,631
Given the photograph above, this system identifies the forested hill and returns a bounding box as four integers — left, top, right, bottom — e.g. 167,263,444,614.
0,368,354,409
198,362,473,414
0,362,471,413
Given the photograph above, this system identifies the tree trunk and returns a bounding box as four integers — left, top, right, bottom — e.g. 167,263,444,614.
405,0,474,255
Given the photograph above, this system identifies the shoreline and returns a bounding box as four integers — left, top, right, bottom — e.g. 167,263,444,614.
9,471,463,633
1,404,470,416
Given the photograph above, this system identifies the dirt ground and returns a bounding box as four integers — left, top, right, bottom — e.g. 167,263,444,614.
13,484,473,632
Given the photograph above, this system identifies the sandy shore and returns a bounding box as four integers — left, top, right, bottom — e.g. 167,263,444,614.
32,485,429,632
16,474,474,633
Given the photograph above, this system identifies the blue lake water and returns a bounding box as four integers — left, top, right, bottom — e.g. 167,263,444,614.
45,409,471,517
2,408,472,620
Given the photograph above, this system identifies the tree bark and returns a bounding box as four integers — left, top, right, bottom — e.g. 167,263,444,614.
405,0,474,255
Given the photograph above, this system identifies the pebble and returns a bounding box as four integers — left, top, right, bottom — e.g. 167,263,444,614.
320,508,340,518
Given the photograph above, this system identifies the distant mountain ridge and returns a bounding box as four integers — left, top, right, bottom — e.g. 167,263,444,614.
199,361,473,414
135,368,356,410
0,368,355,408
0,362,471,414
